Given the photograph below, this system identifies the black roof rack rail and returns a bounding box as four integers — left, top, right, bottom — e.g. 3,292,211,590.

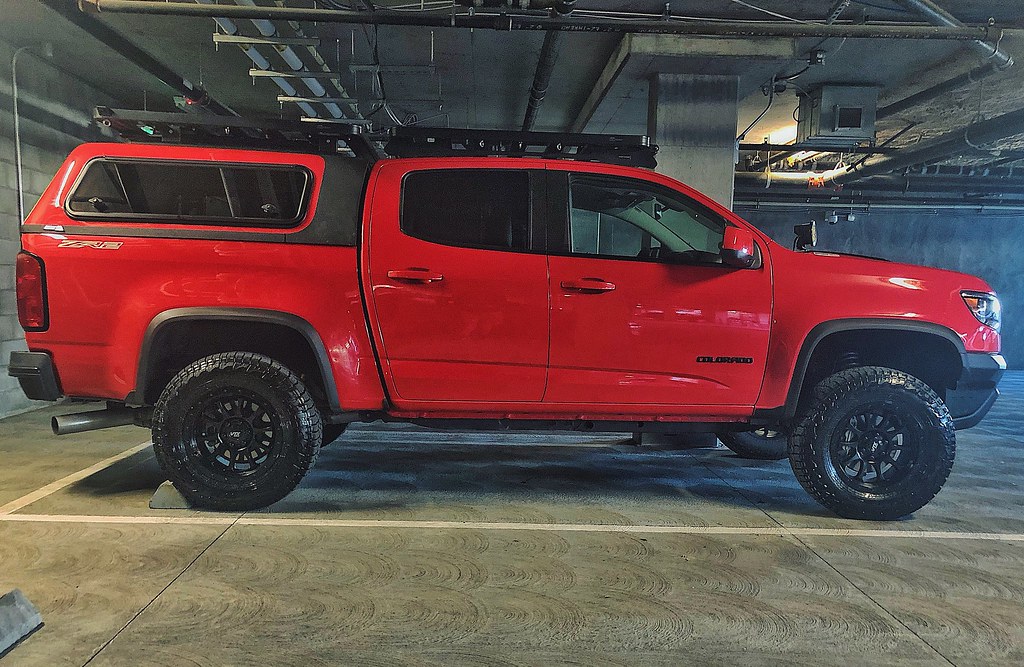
93,107,382,161
385,127,658,168
93,108,658,168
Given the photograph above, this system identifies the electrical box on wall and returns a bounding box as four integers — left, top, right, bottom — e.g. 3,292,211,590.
797,85,879,148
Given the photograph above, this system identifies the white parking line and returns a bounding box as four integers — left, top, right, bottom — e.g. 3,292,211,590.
0,441,153,516
1,512,1023,542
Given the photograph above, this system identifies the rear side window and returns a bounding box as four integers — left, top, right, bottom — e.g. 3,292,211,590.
401,170,530,251
67,159,310,226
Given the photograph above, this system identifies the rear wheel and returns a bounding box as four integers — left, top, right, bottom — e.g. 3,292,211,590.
718,428,788,460
788,366,955,520
152,352,321,511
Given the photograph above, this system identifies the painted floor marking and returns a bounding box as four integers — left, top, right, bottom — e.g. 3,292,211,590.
1,512,1023,542
0,441,152,516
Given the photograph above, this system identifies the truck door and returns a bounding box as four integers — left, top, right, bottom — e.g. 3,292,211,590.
543,169,772,409
365,164,549,403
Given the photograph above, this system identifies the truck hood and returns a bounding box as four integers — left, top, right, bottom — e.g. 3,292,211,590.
767,242,999,353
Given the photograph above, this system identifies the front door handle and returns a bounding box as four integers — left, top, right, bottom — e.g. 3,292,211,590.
387,268,444,283
560,278,616,293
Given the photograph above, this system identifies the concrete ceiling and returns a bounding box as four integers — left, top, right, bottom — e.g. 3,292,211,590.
1,1,1022,166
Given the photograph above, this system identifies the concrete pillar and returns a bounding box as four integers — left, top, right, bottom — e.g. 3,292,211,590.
648,74,738,209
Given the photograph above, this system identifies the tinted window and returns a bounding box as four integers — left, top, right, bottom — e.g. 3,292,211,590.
67,160,309,226
402,170,530,251
568,175,727,263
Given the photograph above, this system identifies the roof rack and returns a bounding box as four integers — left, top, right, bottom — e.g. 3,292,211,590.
93,107,381,160
93,107,658,168
386,127,657,168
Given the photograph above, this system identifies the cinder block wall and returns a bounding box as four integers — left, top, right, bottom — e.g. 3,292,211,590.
740,207,1022,370
0,39,111,417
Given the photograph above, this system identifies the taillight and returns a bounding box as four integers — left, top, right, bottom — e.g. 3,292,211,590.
16,251,48,331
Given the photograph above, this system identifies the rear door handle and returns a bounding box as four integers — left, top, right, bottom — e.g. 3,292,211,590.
387,268,444,283
560,278,616,293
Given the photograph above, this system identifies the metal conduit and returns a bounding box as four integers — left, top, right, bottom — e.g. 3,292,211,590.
78,1,1000,41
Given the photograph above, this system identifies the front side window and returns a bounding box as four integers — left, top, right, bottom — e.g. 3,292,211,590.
401,169,530,251
568,175,727,263
67,159,309,226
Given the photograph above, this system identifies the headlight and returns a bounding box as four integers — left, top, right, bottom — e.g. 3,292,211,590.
961,291,1001,332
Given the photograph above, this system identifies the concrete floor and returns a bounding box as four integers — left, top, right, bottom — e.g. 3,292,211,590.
1,375,1022,666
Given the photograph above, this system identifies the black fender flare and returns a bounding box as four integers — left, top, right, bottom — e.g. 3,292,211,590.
779,318,966,418
127,307,341,411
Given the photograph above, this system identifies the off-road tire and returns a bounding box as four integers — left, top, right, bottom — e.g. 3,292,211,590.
719,429,788,460
321,424,348,447
789,366,955,521
152,352,321,511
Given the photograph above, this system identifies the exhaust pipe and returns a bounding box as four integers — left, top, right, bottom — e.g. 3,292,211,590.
52,405,142,435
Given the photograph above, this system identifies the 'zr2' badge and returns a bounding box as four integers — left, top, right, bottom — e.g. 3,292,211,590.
58,240,123,249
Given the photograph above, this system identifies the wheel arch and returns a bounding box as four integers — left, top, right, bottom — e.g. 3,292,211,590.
782,318,966,419
129,308,341,412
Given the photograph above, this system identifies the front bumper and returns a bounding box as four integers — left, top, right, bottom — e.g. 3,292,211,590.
8,351,62,402
947,352,1005,429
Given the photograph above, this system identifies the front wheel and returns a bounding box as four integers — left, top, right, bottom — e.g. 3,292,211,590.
152,352,321,511
788,366,955,521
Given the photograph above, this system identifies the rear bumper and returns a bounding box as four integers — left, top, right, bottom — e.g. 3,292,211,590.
947,352,1005,430
8,351,62,402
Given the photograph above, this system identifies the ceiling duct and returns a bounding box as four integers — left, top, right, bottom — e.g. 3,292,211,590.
796,86,879,149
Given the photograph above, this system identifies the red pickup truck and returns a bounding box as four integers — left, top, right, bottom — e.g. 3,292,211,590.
10,121,1004,520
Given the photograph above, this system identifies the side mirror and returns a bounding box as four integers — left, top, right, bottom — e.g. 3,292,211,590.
721,227,757,268
793,221,817,251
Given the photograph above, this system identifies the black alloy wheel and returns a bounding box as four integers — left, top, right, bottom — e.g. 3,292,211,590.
827,407,920,494
189,388,281,479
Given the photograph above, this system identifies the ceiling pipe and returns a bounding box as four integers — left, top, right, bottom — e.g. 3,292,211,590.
737,104,1024,187
735,200,1024,212
522,32,562,130
78,1,999,40
878,0,1013,120
897,0,1012,68
736,173,1024,194
522,0,574,131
